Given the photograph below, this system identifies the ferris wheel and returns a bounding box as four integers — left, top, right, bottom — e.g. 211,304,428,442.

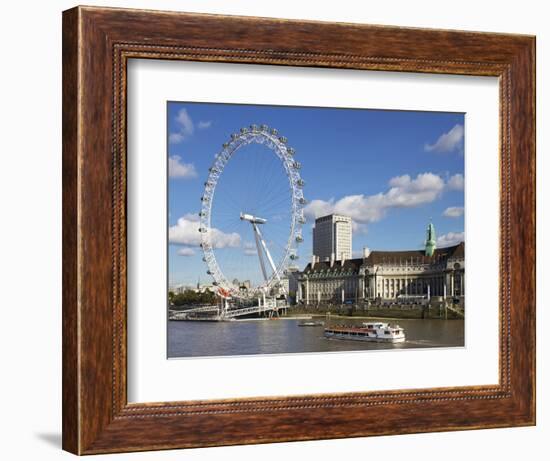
198,124,306,298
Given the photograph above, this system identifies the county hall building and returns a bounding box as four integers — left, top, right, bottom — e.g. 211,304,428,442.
296,215,465,305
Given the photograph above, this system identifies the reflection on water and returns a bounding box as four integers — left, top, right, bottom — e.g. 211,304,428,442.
168,317,464,358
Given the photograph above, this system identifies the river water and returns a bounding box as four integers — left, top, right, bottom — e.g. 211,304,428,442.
168,317,464,358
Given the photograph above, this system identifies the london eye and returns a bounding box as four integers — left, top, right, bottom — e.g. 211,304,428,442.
198,124,306,299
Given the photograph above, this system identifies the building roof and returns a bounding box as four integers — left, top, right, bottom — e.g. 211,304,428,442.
364,242,464,265
314,213,352,223
301,242,464,275
303,257,363,275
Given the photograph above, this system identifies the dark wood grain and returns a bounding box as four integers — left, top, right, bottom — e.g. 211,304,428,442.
62,5,536,455
62,7,79,454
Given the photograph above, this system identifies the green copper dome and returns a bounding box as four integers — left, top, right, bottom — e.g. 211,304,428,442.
425,222,436,257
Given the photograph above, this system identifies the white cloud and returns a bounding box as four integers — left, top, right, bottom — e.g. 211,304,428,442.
305,199,336,220
243,242,258,256
425,124,464,153
169,108,195,143
168,155,197,179
176,247,195,257
437,231,465,247
175,108,194,134
443,206,464,218
304,172,447,230
169,109,211,143
169,213,241,249
352,221,368,235
169,133,184,144
385,173,446,206
447,173,465,191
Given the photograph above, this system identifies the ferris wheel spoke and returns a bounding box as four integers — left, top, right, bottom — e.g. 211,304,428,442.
255,188,291,214
256,194,294,215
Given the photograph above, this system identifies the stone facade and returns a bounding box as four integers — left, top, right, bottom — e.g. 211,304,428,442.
297,258,363,304
297,242,465,305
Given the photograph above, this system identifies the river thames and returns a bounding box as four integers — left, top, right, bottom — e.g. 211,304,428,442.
168,317,464,358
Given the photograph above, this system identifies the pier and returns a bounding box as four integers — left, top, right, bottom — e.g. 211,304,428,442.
169,299,289,321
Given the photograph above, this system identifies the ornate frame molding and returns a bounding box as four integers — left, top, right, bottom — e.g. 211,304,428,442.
63,6,535,454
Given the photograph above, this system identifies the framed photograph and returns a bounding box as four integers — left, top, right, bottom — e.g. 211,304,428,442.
165,101,466,360
62,6,535,454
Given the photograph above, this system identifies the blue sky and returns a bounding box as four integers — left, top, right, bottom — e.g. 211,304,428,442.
167,102,465,287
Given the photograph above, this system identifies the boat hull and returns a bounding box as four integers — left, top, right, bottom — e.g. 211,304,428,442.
324,331,406,343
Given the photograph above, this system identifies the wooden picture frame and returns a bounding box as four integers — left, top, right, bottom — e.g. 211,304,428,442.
62,5,535,455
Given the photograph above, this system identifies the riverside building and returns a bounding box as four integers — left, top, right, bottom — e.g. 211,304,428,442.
297,219,464,306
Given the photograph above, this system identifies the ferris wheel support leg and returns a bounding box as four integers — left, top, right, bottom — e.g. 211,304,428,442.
252,223,288,292
261,240,280,284
253,224,269,282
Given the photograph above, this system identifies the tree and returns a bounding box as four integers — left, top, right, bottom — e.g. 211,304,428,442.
171,289,217,307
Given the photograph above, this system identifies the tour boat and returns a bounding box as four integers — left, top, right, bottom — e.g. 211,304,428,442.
324,322,406,343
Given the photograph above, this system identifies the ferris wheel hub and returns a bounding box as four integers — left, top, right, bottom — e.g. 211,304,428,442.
239,212,267,224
